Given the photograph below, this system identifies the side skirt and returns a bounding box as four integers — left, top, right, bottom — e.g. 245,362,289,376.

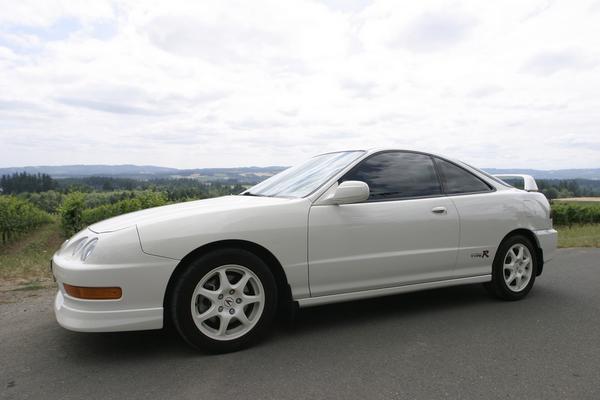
297,275,491,308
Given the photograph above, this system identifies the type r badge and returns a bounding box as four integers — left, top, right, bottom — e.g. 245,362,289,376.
470,250,490,258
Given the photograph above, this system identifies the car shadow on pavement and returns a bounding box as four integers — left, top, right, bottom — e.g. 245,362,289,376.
57,283,493,358
59,327,193,360
284,283,491,335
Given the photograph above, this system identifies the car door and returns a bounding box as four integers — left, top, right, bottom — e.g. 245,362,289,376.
433,157,508,278
308,151,460,297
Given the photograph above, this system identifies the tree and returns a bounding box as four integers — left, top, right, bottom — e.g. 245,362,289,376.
558,188,573,198
545,187,559,200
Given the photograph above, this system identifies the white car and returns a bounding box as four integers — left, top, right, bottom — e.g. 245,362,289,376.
52,149,557,352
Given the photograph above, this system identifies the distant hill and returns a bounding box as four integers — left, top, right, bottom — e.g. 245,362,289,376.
1,164,599,181
0,165,179,178
0,165,288,184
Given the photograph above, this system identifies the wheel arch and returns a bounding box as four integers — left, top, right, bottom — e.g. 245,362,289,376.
500,228,544,276
163,239,293,324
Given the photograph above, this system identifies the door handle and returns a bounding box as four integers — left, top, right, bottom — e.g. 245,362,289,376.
431,206,447,214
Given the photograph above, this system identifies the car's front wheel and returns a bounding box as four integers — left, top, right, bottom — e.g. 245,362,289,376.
170,248,277,353
486,235,539,301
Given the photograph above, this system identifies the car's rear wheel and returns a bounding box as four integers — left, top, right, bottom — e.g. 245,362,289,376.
486,235,538,301
170,248,277,353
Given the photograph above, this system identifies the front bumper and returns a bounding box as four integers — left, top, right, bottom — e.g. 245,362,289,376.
52,226,179,332
534,228,558,263
54,291,164,332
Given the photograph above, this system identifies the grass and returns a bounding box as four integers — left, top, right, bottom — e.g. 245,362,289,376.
11,281,48,291
554,197,600,203
557,224,600,248
554,201,600,207
0,219,63,288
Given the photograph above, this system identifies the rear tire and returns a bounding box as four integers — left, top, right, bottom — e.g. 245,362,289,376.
485,235,539,301
170,248,278,353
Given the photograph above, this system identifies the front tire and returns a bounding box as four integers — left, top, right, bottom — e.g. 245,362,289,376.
486,235,539,301
170,248,278,353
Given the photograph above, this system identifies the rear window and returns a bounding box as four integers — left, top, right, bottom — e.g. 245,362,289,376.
435,158,491,194
458,161,512,188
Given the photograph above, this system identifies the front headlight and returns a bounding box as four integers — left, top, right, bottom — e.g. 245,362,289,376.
55,226,141,265
81,238,98,262
70,237,88,256
59,239,70,251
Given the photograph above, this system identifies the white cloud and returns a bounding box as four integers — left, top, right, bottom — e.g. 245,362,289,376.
523,48,597,75
0,0,599,169
392,10,477,53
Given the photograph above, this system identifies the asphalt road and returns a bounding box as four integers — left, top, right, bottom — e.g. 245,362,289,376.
1,248,599,400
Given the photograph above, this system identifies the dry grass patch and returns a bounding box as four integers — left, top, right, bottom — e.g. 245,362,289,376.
557,224,600,248
0,220,62,290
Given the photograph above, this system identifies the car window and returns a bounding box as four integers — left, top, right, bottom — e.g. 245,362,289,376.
342,152,442,201
435,158,491,194
457,161,512,187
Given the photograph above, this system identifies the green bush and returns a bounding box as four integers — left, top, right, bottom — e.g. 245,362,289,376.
59,192,86,236
81,191,168,227
0,196,52,243
56,187,244,238
19,190,65,213
81,191,142,208
58,191,168,236
60,189,175,209
552,203,600,226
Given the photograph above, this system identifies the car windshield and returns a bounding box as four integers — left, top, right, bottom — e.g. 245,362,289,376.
243,151,365,198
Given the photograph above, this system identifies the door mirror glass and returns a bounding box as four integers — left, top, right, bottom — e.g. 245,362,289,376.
329,181,370,204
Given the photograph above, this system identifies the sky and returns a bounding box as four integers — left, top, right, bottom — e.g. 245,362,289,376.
0,0,599,170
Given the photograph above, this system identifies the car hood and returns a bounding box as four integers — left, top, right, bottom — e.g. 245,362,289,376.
88,195,294,233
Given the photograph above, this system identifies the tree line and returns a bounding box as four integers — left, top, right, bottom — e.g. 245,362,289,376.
0,172,57,194
2,172,599,199
537,179,600,199
1,173,246,198
1,172,600,244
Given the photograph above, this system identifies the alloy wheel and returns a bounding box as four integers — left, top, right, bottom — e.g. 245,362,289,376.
503,244,533,292
190,264,265,341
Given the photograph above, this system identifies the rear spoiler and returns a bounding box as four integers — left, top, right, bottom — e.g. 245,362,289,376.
493,174,538,192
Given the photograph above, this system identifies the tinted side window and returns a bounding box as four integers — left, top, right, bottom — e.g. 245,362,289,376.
436,158,491,194
342,152,442,200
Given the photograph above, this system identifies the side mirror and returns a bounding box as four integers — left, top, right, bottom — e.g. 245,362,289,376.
329,181,370,205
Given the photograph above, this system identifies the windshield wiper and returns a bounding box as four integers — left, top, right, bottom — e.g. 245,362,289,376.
241,192,265,197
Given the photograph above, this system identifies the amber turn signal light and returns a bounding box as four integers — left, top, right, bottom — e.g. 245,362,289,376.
63,284,122,300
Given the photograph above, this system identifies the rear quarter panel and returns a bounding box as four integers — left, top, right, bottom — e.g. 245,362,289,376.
451,189,545,277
